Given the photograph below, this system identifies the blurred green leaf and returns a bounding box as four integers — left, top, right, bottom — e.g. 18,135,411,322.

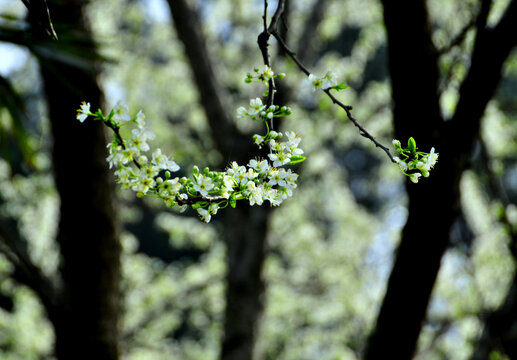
331,81,349,91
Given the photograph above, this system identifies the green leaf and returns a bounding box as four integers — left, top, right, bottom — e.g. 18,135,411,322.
407,137,417,154
331,82,349,91
288,155,306,165
230,198,237,208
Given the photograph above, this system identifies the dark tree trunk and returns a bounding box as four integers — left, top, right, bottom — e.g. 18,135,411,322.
220,206,270,360
32,1,121,359
365,1,517,359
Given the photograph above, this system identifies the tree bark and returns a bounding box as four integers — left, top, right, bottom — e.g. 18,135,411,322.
365,1,517,359
32,0,121,359
220,205,269,360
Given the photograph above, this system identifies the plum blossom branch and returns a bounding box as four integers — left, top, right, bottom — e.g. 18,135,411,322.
76,65,305,222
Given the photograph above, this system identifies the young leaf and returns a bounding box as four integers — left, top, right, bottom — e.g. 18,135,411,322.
288,155,306,165
331,82,349,91
407,137,417,154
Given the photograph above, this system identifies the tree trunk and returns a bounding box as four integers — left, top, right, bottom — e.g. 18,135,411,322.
32,1,121,358
365,1,517,359
220,206,270,360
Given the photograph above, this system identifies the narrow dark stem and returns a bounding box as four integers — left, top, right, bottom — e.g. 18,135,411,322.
258,0,278,126
272,34,310,75
267,0,286,34
324,88,396,162
270,28,396,163
262,0,268,33
176,195,229,206
105,122,142,170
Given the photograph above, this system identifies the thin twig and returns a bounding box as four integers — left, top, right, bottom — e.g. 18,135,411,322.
266,7,396,163
257,0,277,127
323,88,396,162
105,121,142,169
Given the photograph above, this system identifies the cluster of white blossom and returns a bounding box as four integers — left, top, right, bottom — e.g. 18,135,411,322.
237,98,292,123
245,64,285,86
392,138,439,183
306,70,350,93
308,70,338,91
76,67,305,222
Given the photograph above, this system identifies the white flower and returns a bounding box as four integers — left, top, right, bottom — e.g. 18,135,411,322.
260,65,274,80
416,161,430,177
394,157,408,172
321,70,338,89
223,175,235,190
209,203,219,215
135,110,146,128
246,182,264,206
132,171,156,195
193,175,214,197
248,159,260,170
268,152,291,167
120,148,134,165
137,155,149,165
142,164,159,180
114,167,133,189
409,173,421,183
307,71,338,91
168,177,183,194
269,131,282,139
130,127,155,152
246,168,259,181
284,169,299,185
267,168,286,186
157,177,180,197
269,139,285,153
227,162,248,185
113,102,131,124
77,102,91,123
197,208,211,222
308,74,322,92
264,188,282,206
426,147,438,168
236,106,248,119
285,131,304,156
248,98,266,116
248,159,269,175
220,187,231,199
106,145,122,169
253,134,265,147
152,149,180,171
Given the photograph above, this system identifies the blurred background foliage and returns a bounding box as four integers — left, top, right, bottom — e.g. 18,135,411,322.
0,0,516,359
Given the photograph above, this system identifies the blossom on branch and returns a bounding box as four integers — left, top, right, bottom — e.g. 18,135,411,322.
76,67,306,222
392,137,438,183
